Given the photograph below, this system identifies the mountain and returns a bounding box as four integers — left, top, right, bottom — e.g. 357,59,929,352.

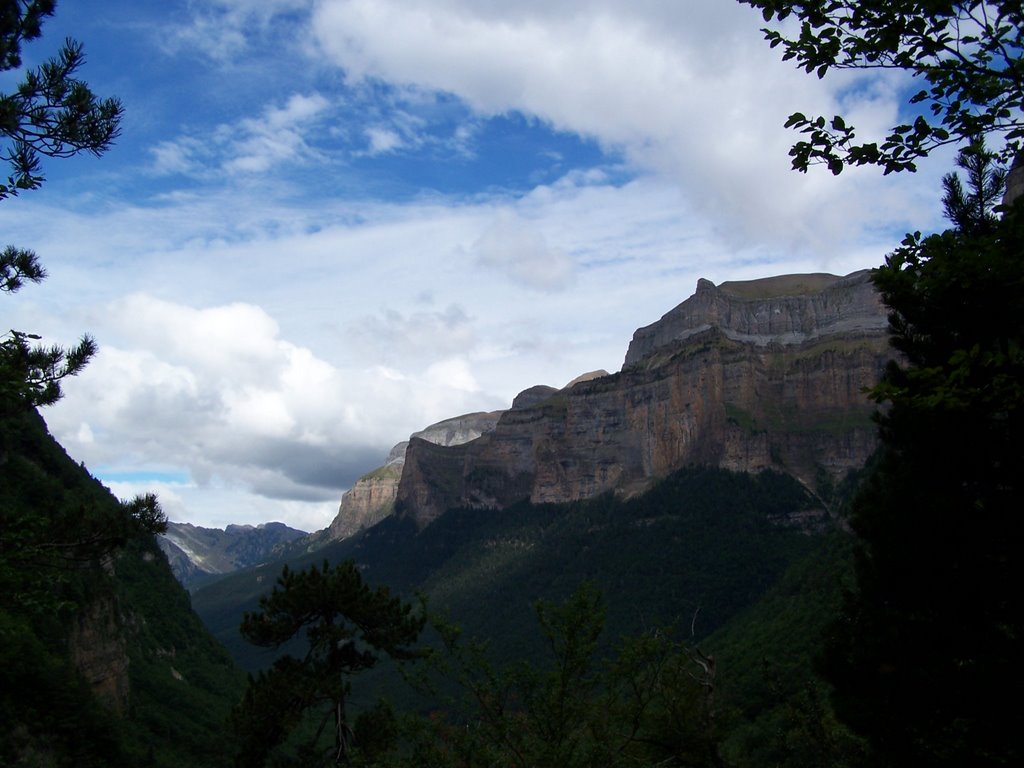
191,270,888,672
325,410,504,542
397,270,888,525
158,520,307,591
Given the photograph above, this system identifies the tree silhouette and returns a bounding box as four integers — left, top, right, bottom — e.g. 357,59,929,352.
822,142,1024,767
233,560,425,766
0,0,123,414
742,1,1023,173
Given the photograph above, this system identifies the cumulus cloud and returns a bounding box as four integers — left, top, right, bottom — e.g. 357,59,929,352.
42,290,504,528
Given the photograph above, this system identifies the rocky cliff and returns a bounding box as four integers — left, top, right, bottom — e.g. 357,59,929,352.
325,410,505,541
397,271,890,526
69,592,131,715
624,271,887,364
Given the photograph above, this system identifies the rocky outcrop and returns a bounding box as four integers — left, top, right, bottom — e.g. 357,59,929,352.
624,270,886,365
397,271,891,527
325,410,505,541
327,463,404,540
69,594,130,715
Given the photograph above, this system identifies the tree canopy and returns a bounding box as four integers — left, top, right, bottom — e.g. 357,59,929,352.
742,0,1023,173
233,561,425,766
0,0,123,412
821,142,1023,766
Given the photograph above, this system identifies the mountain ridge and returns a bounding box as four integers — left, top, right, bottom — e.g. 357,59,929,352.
158,520,307,591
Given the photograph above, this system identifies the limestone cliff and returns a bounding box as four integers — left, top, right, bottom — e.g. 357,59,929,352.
327,462,404,540
397,271,890,526
326,410,504,541
624,270,886,365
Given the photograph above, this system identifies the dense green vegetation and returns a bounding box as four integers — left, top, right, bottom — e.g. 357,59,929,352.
821,145,1024,766
748,5,1024,763
0,408,246,767
198,465,862,766
1,6,246,764
196,466,828,673
233,561,425,767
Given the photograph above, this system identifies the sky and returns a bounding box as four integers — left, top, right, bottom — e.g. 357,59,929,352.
3,0,956,532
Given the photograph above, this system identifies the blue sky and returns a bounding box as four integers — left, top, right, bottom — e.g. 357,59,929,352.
4,0,955,530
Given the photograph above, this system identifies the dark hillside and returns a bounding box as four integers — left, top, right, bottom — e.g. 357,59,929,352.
0,409,245,767
194,466,829,674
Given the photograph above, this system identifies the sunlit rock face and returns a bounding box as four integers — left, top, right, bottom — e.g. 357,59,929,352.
326,411,505,541
623,270,887,364
397,271,890,527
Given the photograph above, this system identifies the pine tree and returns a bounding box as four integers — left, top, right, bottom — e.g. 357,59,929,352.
821,142,1024,767
233,561,425,767
0,0,123,416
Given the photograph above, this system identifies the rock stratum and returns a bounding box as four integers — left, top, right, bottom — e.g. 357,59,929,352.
396,270,890,527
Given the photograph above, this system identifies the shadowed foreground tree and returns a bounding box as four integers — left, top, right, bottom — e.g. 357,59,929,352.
233,561,425,767
1,0,123,414
821,142,1023,766
0,0,147,612
741,0,1023,173
402,585,724,768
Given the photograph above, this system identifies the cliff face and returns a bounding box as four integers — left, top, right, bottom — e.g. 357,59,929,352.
325,410,505,541
624,270,887,364
327,463,404,540
69,592,131,715
397,271,890,526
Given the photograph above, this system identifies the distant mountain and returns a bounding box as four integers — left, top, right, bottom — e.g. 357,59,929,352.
305,271,887,541
158,520,307,591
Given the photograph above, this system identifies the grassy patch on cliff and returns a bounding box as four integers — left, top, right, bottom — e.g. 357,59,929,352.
360,462,403,481
717,273,843,299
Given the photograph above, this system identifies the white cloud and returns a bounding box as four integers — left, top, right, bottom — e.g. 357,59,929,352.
41,289,505,528
151,92,330,177
473,209,575,291
365,126,404,154
309,0,941,254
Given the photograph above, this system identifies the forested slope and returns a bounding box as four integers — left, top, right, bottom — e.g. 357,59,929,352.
0,408,245,767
